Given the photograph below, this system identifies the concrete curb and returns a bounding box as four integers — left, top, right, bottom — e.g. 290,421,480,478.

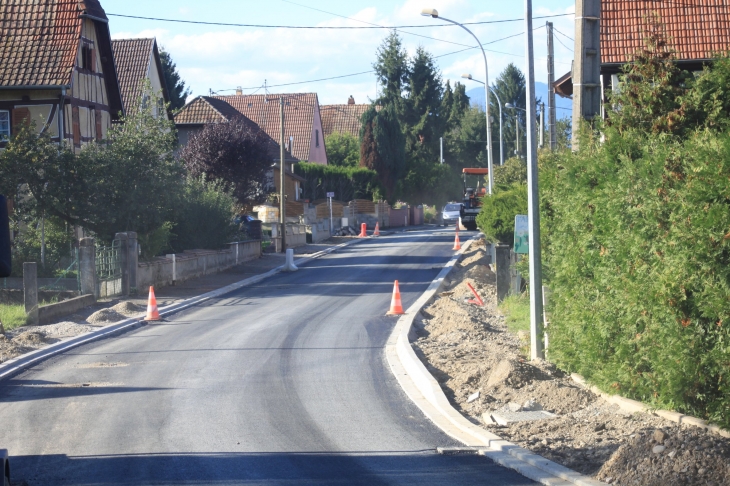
384,238,606,486
570,374,730,439
0,237,367,382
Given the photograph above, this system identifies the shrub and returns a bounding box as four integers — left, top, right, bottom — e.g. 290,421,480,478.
475,183,527,244
169,177,238,252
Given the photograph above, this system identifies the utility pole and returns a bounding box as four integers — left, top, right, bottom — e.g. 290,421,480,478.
440,136,444,164
572,0,601,150
547,22,557,150
525,0,544,360
279,96,286,252
515,117,520,157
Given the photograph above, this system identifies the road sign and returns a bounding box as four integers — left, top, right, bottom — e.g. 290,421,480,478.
326,192,335,198
514,214,529,254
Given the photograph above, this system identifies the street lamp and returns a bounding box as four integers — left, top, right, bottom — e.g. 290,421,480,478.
462,74,503,166
504,103,525,158
423,8,493,196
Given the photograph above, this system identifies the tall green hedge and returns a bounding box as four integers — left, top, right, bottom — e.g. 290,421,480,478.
294,162,383,202
541,130,730,428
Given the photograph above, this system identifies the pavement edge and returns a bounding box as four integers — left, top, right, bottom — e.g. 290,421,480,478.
383,237,606,486
0,237,367,382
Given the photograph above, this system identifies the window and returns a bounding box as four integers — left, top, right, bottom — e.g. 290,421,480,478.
315,129,320,148
0,111,9,141
81,45,95,72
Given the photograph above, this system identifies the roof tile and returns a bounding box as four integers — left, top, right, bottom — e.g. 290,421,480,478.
320,104,370,138
601,0,730,64
0,0,93,86
111,38,154,114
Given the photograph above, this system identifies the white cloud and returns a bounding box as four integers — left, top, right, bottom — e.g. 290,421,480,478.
110,1,575,105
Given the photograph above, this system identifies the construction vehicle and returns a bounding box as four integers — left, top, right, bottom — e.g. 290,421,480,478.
460,168,489,230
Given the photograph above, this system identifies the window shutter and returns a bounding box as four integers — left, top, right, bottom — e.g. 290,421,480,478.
72,106,80,146
91,48,97,72
95,109,102,141
11,107,30,129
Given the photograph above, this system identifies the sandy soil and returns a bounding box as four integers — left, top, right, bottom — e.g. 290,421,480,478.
412,240,730,485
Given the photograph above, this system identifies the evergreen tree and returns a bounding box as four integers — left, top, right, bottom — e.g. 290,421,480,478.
359,103,406,202
450,82,470,127
491,63,527,161
441,81,454,131
373,32,408,108
404,46,444,159
159,48,191,111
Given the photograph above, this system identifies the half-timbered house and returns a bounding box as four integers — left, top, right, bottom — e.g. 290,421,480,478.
0,0,124,151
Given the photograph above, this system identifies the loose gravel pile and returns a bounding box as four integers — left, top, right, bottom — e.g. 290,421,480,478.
86,308,127,324
412,240,730,485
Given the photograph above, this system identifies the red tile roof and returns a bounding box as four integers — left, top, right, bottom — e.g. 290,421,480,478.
601,0,730,64
0,0,89,86
215,93,319,161
320,104,370,138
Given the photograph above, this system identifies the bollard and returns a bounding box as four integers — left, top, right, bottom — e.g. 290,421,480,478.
495,245,511,302
79,237,98,298
23,262,38,325
115,232,130,296
282,248,298,272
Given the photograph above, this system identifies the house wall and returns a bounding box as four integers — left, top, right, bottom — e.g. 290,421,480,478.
273,168,302,201
0,89,64,146
64,18,112,150
308,104,328,164
147,49,169,119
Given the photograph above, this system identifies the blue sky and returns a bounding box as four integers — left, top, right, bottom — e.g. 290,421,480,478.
104,0,576,105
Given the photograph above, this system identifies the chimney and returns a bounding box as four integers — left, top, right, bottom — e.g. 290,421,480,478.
235,86,243,95
347,95,355,105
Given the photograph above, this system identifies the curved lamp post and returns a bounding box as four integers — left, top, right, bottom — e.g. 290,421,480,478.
423,8,493,195
462,74,503,166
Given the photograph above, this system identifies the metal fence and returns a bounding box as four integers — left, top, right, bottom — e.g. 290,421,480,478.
96,239,122,297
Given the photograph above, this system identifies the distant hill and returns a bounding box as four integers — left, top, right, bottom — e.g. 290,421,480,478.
466,83,572,119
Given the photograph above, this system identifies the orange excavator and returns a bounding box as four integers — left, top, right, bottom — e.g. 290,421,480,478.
460,168,489,230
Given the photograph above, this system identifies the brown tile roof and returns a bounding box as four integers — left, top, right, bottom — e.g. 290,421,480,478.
320,104,370,138
601,0,730,64
112,38,154,113
175,96,296,162
174,96,241,125
215,93,319,161
0,0,90,86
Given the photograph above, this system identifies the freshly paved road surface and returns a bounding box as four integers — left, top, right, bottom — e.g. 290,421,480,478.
0,229,534,485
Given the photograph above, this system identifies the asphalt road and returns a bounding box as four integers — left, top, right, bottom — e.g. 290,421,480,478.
0,229,535,485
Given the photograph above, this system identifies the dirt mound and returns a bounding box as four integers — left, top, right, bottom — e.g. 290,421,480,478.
597,427,730,485
111,301,144,316
40,322,95,338
86,308,126,324
13,331,48,347
413,243,730,484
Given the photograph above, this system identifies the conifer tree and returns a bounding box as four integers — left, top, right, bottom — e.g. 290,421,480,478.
373,32,408,109
359,104,406,202
160,48,191,111
491,63,527,160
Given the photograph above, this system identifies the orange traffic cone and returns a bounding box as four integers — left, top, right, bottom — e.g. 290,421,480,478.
386,280,404,315
145,286,161,321
359,223,368,238
374,222,380,236
453,231,461,251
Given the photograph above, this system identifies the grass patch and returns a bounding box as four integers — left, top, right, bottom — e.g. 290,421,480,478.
0,303,28,331
498,293,531,334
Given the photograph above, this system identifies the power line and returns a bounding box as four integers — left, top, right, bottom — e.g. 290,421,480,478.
105,12,573,30
553,32,574,52
552,27,574,42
